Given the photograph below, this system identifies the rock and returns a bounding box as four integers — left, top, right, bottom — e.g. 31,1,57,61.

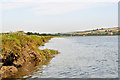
1,66,18,78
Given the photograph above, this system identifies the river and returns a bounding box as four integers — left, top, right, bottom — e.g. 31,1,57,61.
24,36,118,78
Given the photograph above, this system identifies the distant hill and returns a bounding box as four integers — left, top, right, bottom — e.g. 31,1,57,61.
24,27,119,37
70,27,120,36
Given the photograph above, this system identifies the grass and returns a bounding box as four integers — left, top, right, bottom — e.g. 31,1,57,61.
0,32,59,64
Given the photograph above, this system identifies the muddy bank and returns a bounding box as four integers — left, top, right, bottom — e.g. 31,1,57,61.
0,32,59,78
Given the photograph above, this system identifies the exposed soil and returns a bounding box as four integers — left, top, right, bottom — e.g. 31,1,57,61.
0,33,59,79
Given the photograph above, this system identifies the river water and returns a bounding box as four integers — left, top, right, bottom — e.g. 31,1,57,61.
24,36,118,78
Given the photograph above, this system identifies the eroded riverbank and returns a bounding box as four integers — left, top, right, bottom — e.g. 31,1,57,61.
0,32,59,79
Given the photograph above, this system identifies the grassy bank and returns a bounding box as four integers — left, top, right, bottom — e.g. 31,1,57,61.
0,32,59,78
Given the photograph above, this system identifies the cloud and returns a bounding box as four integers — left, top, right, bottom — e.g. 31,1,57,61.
32,2,95,15
1,0,119,15
1,3,32,10
2,0,119,3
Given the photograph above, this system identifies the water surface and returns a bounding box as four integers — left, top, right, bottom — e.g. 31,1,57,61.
25,36,118,78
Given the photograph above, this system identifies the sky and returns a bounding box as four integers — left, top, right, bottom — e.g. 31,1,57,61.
0,0,119,33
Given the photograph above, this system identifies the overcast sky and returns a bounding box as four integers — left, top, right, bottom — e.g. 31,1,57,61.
1,0,119,33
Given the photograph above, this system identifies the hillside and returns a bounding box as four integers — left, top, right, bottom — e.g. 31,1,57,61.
71,27,119,36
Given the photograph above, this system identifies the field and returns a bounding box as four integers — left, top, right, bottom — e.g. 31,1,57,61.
71,27,119,36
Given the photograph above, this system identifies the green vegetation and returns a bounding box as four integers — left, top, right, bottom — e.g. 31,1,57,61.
71,27,120,36
0,31,59,78
0,31,59,67
26,32,70,36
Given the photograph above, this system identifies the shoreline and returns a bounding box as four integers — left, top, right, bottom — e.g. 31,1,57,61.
0,32,119,78
0,32,59,78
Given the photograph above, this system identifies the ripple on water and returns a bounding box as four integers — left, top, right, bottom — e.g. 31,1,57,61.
24,37,118,78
